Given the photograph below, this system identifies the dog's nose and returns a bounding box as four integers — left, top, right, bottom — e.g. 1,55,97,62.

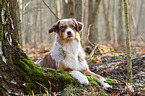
67,31,72,36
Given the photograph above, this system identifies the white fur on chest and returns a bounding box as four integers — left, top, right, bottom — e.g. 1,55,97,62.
51,33,88,71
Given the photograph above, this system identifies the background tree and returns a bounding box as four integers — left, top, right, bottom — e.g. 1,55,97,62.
76,0,83,22
136,0,143,40
112,0,117,48
124,0,132,83
88,0,102,45
103,0,111,42
62,0,75,18
118,0,124,45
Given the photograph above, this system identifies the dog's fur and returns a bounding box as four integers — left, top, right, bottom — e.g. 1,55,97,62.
40,18,112,88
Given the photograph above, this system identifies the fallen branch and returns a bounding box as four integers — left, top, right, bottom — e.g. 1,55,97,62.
90,44,98,57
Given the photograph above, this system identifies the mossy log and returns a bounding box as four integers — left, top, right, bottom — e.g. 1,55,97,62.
15,51,106,94
15,52,79,94
1,41,103,95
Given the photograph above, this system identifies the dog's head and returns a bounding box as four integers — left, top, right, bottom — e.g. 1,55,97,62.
49,18,83,40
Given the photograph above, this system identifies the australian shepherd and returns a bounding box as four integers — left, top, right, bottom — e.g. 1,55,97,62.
40,18,112,88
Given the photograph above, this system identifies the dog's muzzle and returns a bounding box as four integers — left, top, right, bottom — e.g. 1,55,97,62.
64,28,75,39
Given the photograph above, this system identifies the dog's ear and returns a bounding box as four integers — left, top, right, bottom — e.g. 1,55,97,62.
49,21,60,33
73,19,84,33
77,21,84,32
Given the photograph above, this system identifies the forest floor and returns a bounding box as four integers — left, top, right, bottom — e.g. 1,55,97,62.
22,41,145,96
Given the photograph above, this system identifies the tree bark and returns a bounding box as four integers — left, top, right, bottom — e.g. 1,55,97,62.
103,0,111,42
136,0,143,40
118,0,124,45
9,0,20,43
76,0,82,22
62,0,75,18
39,0,43,43
123,0,132,83
112,0,117,48
88,0,102,45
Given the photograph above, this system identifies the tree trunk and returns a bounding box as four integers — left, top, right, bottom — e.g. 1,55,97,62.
103,0,111,42
33,0,39,46
62,0,75,18
118,0,124,45
112,0,117,48
88,0,102,45
39,0,43,43
136,0,143,40
128,0,137,41
123,0,132,83
76,0,82,22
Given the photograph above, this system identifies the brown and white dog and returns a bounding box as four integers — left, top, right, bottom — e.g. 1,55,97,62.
40,18,112,88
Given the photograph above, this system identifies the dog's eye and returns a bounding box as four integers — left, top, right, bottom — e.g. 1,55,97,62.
70,24,75,28
60,26,66,30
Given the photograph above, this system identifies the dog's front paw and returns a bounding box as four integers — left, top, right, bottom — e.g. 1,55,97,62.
95,77,112,88
69,71,89,85
102,83,112,88
79,75,89,85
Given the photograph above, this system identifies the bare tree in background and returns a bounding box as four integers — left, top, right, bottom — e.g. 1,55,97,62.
118,0,124,45
103,0,111,42
76,0,82,22
62,0,75,18
88,0,102,45
124,0,132,83
112,0,118,48
136,0,144,40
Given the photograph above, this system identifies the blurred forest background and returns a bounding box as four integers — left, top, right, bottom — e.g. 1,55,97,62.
19,0,145,49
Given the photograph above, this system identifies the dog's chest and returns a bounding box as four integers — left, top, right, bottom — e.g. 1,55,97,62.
64,40,80,56
51,39,87,71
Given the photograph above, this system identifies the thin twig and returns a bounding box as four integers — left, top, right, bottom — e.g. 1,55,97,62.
138,32,145,42
42,0,60,20
87,24,95,46
35,81,49,94
90,44,98,57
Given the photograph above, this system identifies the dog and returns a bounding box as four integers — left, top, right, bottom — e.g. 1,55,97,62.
40,18,112,88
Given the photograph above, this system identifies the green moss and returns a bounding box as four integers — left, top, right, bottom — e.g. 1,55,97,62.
105,78,116,82
89,81,99,86
16,60,32,75
15,56,79,94
87,75,97,81
15,65,32,82
15,52,113,95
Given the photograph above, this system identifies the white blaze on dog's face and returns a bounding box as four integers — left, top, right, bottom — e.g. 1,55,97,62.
59,19,76,39
49,18,83,41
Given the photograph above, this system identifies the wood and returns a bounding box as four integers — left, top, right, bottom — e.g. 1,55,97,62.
118,0,124,45
112,0,117,48
123,0,132,83
88,0,102,44
103,0,111,42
